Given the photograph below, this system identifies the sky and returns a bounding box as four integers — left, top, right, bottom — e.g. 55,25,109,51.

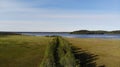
0,0,120,32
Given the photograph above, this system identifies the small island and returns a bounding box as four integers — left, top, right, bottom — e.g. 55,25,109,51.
70,30,120,34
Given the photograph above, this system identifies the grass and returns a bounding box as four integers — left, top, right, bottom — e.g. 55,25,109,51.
66,38,120,67
40,36,78,67
57,37,78,67
0,35,53,67
0,35,120,67
40,37,58,67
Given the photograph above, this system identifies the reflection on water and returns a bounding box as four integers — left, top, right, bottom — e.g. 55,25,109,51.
21,32,120,39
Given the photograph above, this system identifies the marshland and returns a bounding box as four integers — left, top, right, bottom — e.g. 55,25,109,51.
0,33,120,67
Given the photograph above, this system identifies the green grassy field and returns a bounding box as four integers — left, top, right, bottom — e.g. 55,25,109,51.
0,35,120,67
40,37,78,67
66,38,120,67
0,35,53,67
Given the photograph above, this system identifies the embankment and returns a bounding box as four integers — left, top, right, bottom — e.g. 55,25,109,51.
40,36,79,67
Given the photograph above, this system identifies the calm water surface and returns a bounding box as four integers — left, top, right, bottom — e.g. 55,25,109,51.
21,32,120,39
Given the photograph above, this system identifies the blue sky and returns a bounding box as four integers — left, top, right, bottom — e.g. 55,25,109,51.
0,0,120,32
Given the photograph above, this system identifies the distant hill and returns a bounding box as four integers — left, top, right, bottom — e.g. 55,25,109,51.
70,30,120,34
0,32,20,35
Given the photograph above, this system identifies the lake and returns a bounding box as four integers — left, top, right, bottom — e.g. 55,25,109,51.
21,32,120,39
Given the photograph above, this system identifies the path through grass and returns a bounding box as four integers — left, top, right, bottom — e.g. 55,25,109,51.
40,36,79,67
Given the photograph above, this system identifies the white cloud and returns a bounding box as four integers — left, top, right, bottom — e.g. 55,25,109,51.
0,0,120,31
1,8,120,20
0,0,120,20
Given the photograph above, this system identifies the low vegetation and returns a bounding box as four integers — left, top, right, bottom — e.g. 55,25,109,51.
0,35,53,67
66,38,120,67
40,37,58,67
40,36,79,67
0,35,120,67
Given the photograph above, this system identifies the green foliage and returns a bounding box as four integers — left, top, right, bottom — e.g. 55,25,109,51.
40,36,79,67
0,35,52,67
40,38,58,67
71,30,120,34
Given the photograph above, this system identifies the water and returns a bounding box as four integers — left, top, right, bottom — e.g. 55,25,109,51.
21,32,120,39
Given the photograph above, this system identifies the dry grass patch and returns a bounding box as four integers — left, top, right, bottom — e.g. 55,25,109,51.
66,38,120,67
0,35,53,67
